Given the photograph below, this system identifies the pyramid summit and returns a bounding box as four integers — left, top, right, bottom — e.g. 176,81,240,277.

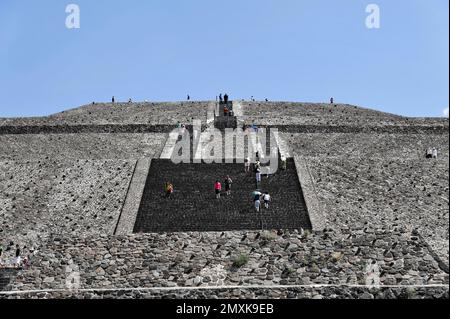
0,100,448,299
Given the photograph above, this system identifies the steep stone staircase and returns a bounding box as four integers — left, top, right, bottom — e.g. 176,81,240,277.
134,158,311,233
215,101,237,130
133,100,312,233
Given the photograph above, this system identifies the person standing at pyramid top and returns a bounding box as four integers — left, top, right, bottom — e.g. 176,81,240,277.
224,94,229,104
112,96,115,104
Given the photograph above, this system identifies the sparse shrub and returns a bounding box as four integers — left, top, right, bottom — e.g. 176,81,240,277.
232,254,249,268
331,252,343,263
260,231,277,241
303,230,311,239
406,287,416,299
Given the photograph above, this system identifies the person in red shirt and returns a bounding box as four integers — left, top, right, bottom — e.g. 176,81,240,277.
214,180,222,199
164,182,173,198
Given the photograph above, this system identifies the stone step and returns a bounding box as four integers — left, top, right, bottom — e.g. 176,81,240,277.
215,101,237,130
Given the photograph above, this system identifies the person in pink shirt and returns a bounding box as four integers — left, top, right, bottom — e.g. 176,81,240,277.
214,180,222,199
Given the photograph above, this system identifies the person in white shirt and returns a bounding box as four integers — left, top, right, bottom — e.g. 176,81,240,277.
263,192,271,209
254,160,261,172
245,157,251,173
432,148,438,159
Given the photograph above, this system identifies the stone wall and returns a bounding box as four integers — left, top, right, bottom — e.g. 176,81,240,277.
0,133,167,161
4,229,448,295
3,286,448,299
0,160,135,258
282,132,449,268
0,131,170,264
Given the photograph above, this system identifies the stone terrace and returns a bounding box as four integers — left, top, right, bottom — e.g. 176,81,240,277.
283,133,449,160
0,101,213,127
0,160,134,249
0,132,168,263
0,133,166,161
241,101,447,130
282,132,449,267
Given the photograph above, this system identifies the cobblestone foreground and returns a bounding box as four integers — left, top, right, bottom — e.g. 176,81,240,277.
1,229,448,298
3,287,448,299
0,101,448,299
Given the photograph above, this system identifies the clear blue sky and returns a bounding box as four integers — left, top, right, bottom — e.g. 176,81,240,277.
1,0,448,117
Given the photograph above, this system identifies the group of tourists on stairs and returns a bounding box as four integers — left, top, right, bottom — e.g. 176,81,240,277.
214,176,233,199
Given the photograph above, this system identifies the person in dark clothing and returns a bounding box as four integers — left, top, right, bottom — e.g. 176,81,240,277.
224,176,233,196
252,191,262,202
187,95,190,101
330,97,334,104
15,245,21,267
219,94,223,102
112,96,115,104
224,94,229,104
